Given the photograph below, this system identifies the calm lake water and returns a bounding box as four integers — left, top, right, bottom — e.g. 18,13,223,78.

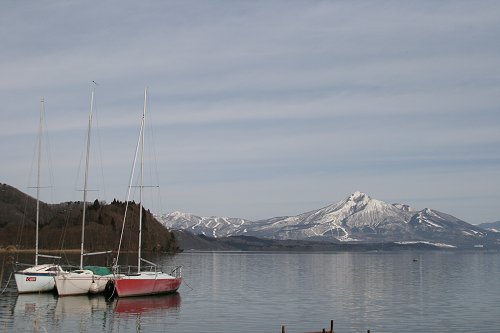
1,251,499,333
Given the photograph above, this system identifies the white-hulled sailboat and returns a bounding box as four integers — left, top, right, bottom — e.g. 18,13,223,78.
14,99,64,293
110,88,182,297
54,87,112,296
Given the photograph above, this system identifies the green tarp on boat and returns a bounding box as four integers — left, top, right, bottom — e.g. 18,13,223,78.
84,266,113,276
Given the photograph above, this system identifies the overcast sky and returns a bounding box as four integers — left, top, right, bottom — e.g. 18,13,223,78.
1,1,500,224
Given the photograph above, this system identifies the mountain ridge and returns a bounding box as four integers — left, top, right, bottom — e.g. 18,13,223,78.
478,221,500,233
160,191,500,249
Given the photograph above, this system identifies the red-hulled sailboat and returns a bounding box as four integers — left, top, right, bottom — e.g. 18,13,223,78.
110,87,182,297
113,269,182,297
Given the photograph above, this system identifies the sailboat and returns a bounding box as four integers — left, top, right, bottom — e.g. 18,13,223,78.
54,87,113,296
110,88,182,297
14,99,64,293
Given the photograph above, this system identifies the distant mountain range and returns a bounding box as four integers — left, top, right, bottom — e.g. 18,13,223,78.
160,191,500,249
3,182,498,251
478,221,500,233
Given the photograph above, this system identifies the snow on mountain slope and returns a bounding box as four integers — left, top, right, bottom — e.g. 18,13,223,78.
160,211,249,238
158,192,498,247
478,221,500,233
247,191,413,241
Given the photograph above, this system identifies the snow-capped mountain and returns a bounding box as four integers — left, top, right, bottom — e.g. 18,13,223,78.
159,191,499,247
478,221,500,233
160,211,250,238
247,191,413,242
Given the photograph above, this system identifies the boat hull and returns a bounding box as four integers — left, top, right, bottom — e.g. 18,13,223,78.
54,270,94,296
114,272,182,297
14,264,62,293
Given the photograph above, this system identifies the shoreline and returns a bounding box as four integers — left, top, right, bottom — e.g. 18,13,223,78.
0,248,179,254
0,248,81,254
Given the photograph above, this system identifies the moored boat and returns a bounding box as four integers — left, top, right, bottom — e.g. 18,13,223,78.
54,86,112,296
113,266,182,297
15,263,64,293
110,88,182,297
14,99,63,294
54,269,94,296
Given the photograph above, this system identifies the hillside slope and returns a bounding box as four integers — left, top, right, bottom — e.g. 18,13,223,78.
0,183,179,253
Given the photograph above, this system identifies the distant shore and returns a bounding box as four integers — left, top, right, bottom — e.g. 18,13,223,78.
0,248,87,254
0,248,176,254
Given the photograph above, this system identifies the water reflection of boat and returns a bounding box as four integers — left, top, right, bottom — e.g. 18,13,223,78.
13,294,58,332
55,295,109,316
14,293,58,315
114,292,181,314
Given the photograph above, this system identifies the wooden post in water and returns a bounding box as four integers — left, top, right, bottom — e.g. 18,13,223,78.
281,325,285,333
330,320,334,333
0,255,4,285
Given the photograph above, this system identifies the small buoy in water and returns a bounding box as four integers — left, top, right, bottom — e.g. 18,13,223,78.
89,281,99,294
413,258,418,262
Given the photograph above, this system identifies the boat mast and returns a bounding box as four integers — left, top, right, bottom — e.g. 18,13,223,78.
35,98,44,266
80,88,95,269
115,90,143,268
138,87,147,273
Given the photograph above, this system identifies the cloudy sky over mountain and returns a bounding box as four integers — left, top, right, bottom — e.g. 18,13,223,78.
2,1,500,224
